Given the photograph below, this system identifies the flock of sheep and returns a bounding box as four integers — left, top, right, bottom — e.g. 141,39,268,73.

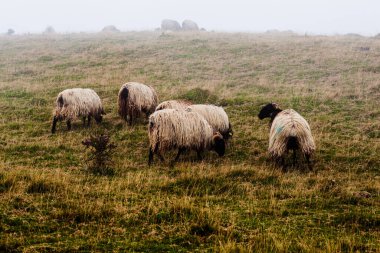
51,82,316,168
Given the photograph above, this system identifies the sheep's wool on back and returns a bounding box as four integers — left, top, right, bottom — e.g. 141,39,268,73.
54,88,103,120
155,100,192,111
187,104,229,134
119,82,158,112
149,109,214,152
269,109,315,157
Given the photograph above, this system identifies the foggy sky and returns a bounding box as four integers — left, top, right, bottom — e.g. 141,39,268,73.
1,0,379,35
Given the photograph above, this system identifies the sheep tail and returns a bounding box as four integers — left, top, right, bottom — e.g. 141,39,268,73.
286,136,299,150
148,120,158,151
57,94,64,107
118,86,129,120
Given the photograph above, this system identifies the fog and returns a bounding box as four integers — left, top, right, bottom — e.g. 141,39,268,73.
1,0,379,35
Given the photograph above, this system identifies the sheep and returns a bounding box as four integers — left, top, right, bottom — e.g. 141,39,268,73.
155,99,193,111
258,103,315,168
51,88,104,134
118,82,158,125
148,109,226,165
187,104,233,140
156,103,233,139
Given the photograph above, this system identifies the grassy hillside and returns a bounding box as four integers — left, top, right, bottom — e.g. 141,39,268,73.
0,32,379,252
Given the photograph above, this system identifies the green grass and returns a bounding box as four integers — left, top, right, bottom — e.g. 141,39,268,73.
0,32,379,252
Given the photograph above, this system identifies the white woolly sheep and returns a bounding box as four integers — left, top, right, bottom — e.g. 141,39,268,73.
118,82,158,125
187,104,233,140
51,88,104,133
148,109,226,165
155,99,193,111
258,103,316,168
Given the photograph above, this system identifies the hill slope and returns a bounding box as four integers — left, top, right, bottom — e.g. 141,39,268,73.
0,32,379,252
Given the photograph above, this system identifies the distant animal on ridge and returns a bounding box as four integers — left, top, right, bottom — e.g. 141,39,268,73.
118,82,158,125
51,88,104,134
148,109,226,166
258,103,315,169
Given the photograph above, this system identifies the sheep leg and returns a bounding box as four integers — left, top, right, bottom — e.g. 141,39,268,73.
174,148,185,162
66,120,71,131
158,153,165,162
170,148,184,167
128,112,133,126
151,144,165,164
278,157,287,172
292,149,297,166
51,116,58,134
274,156,283,166
306,154,313,171
148,148,154,166
87,116,91,127
197,150,203,160
82,117,86,127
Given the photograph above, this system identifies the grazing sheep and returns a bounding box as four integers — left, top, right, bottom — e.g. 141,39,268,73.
51,88,104,134
148,109,226,165
155,99,193,111
258,103,315,168
187,104,233,140
118,82,158,125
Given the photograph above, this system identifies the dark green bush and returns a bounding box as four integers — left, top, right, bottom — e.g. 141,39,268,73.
82,133,116,176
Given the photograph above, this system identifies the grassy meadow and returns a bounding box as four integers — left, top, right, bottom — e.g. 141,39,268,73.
0,31,379,252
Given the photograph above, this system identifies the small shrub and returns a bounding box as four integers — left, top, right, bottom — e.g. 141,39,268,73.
82,132,116,176
190,222,217,237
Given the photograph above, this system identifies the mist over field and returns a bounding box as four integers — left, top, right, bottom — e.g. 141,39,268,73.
1,0,380,35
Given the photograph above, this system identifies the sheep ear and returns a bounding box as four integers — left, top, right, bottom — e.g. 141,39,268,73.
272,103,279,109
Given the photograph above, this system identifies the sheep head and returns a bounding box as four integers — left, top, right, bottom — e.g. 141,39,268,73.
212,132,225,157
258,103,280,120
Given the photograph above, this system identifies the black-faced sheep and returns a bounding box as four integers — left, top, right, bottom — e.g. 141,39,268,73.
148,109,226,165
187,104,233,140
118,82,158,125
155,99,193,111
51,88,104,134
258,103,315,168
